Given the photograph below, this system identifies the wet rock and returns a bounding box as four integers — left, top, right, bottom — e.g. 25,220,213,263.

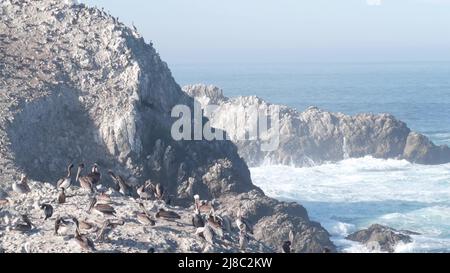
346,224,415,253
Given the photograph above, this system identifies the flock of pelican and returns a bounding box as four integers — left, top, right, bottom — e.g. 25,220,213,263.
0,163,296,253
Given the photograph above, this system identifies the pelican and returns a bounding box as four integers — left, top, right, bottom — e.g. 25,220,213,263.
76,164,94,193
96,192,112,204
239,230,249,251
191,207,204,228
137,180,154,200
54,216,73,235
108,171,131,196
195,224,214,245
56,164,74,190
12,174,31,194
73,218,96,252
282,230,295,253
194,195,213,214
137,203,156,226
155,208,181,220
90,163,101,185
40,204,53,220
57,188,66,204
12,214,33,232
88,197,116,217
236,208,253,234
207,210,224,238
155,183,164,200
96,219,125,242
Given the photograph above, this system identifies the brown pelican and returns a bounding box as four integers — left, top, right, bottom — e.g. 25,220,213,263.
137,180,154,200
239,230,249,251
96,219,125,242
236,208,253,234
90,163,101,185
54,216,73,235
12,174,31,194
192,207,205,228
41,204,53,220
88,197,116,217
56,164,74,190
57,188,66,204
108,171,132,196
155,208,181,220
96,192,112,204
282,230,295,253
137,203,156,226
12,214,34,232
195,224,215,245
154,183,164,200
194,195,213,214
207,209,224,238
76,164,94,193
73,218,96,252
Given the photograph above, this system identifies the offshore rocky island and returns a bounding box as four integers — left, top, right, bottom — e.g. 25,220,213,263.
1,0,449,253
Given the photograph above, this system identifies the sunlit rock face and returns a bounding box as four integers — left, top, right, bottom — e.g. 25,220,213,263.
183,84,450,167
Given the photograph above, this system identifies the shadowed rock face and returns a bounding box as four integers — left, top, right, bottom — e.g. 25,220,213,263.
0,0,335,252
346,224,417,253
183,84,450,167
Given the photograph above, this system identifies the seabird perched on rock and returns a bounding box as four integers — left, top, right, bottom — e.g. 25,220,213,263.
76,164,94,193
137,180,154,200
236,208,253,234
194,195,213,214
108,171,132,196
195,224,215,245
155,208,181,220
282,230,295,253
96,219,125,242
191,207,205,228
154,183,164,201
239,230,249,251
40,204,53,220
90,163,101,186
207,211,224,239
96,192,112,204
54,216,73,235
88,197,116,217
12,214,34,232
57,188,66,204
12,174,31,194
137,202,156,226
56,163,74,190
72,218,96,252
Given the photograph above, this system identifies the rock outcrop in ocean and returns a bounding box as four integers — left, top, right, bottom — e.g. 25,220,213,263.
346,224,418,253
0,0,334,252
183,84,450,167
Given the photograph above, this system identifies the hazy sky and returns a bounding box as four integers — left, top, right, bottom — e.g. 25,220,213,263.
81,0,450,63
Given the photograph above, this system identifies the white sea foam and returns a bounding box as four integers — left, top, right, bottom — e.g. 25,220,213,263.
250,156,450,253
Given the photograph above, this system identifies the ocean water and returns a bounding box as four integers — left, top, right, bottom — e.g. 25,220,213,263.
172,62,450,252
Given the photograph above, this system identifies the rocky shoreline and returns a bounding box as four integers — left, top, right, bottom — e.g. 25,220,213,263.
0,0,334,253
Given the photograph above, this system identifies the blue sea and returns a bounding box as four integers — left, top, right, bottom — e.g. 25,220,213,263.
172,62,450,252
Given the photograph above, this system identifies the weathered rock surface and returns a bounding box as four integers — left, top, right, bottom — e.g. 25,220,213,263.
346,224,417,253
183,84,450,167
0,0,334,252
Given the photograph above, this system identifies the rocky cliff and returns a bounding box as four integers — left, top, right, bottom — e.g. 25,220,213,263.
0,0,334,252
183,84,450,167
